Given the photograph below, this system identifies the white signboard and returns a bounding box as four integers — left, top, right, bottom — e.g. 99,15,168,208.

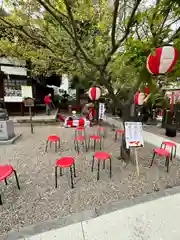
125,122,144,149
21,86,33,98
4,96,23,102
98,103,105,119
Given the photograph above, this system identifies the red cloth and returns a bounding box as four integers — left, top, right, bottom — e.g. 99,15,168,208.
44,95,51,105
87,107,96,121
58,114,65,122
79,118,85,126
134,92,139,105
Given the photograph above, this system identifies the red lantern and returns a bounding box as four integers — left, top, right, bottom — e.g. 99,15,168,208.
134,92,145,105
147,46,178,74
88,87,101,101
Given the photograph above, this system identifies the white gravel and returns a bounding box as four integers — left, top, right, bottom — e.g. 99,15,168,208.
0,124,180,239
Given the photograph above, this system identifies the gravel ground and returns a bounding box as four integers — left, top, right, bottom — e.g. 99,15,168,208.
1,125,180,239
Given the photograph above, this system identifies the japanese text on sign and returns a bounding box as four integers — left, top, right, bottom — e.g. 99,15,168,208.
98,103,105,119
125,122,144,149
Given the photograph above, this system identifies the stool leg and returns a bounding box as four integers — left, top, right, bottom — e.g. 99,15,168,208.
174,146,177,158
94,140,96,152
109,157,112,178
150,152,156,167
13,170,20,190
100,139,102,150
58,140,60,149
45,140,49,152
114,132,117,141
165,157,170,172
76,141,80,154
85,140,88,152
60,167,63,176
160,143,163,149
4,178,7,185
55,142,57,152
0,194,2,205
70,166,74,188
50,141,52,148
74,140,76,151
73,164,76,177
170,148,173,161
97,160,100,180
55,166,58,188
103,160,105,169
88,138,90,150
91,156,95,172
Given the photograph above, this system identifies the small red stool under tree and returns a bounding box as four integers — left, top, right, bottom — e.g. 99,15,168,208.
75,127,85,138
114,130,124,141
45,135,60,152
55,157,76,188
0,165,20,205
160,141,177,160
74,136,87,154
150,148,171,172
92,152,112,180
88,135,102,151
97,127,105,138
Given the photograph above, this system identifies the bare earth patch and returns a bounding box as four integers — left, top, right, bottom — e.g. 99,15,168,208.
1,125,180,239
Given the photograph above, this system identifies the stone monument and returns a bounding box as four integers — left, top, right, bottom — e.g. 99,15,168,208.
0,120,15,141
0,107,20,144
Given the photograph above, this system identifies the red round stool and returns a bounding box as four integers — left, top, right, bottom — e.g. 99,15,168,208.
88,135,102,151
45,135,60,152
97,127,105,138
150,148,171,172
0,165,20,205
75,127,85,138
114,129,124,141
92,152,112,180
74,136,87,154
55,157,76,188
160,141,177,160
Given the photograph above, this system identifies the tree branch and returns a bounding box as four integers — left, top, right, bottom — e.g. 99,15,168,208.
0,18,56,52
111,0,120,49
165,26,180,44
62,0,100,67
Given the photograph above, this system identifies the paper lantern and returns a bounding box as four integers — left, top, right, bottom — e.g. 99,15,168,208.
134,92,145,105
88,87,101,101
147,46,178,74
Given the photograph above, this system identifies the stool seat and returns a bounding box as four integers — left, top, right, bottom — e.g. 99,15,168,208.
76,127,84,131
162,141,176,147
94,152,110,160
90,135,101,140
75,136,85,141
48,135,60,142
154,148,170,157
98,127,104,131
115,129,124,134
56,157,75,168
0,165,13,181
0,165,20,205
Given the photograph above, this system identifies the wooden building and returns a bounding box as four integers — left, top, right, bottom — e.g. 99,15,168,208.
0,57,59,115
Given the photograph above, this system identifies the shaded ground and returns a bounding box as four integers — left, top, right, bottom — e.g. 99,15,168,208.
144,124,180,143
1,125,180,239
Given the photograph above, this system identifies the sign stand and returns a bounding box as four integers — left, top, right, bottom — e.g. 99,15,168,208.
21,86,34,134
133,147,139,176
24,97,34,134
